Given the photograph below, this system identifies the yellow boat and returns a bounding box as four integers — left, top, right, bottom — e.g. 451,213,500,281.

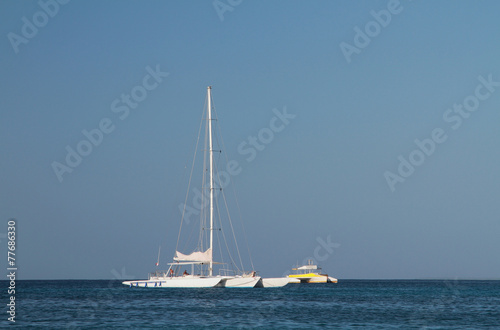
287,260,338,284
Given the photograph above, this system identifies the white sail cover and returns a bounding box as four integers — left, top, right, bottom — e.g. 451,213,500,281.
174,248,212,262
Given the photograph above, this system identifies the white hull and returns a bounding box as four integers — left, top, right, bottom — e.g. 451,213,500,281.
306,276,329,283
122,276,222,288
223,276,261,288
256,277,290,288
328,277,338,283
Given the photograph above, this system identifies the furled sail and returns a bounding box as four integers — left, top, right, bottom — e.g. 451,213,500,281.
174,248,212,262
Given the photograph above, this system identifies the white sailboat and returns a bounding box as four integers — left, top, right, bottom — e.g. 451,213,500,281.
123,86,287,289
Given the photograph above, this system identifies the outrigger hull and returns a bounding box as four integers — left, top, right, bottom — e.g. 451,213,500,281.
222,276,261,288
256,277,290,288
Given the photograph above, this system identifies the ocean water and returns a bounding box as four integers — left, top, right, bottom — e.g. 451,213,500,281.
1,280,499,328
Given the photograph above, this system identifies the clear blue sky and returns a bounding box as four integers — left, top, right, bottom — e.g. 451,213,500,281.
1,0,499,280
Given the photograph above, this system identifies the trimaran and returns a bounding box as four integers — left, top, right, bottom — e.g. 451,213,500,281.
123,86,289,288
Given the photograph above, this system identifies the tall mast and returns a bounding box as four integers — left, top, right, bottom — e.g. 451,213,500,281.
207,86,214,276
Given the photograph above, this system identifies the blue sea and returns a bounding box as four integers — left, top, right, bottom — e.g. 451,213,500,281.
1,280,499,328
